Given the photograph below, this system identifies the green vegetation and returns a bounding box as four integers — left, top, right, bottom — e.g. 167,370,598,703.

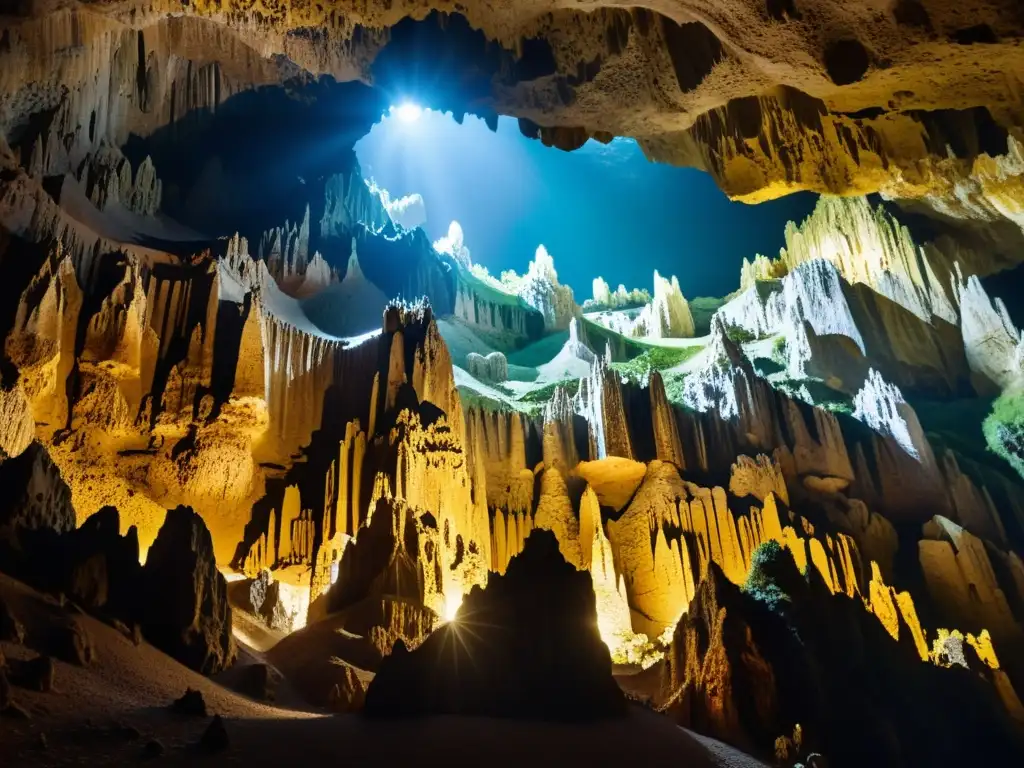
983,389,1024,480
770,376,853,415
610,344,703,383
457,387,510,413
743,540,803,615
752,357,784,377
724,324,757,344
458,263,525,308
506,331,569,367
518,377,581,404
908,395,1024,482
688,296,726,336
771,335,788,364
662,371,690,407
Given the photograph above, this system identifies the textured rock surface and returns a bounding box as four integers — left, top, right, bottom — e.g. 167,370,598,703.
465,350,508,383
4,7,1024,760
0,442,76,536
659,548,1024,766
364,529,626,720
3,1,1024,208
514,246,576,332
141,506,235,674
633,272,696,339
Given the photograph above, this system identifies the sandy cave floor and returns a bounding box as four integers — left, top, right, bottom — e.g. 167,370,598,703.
0,573,766,767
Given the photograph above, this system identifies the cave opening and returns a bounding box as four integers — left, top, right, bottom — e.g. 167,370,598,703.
4,4,1024,764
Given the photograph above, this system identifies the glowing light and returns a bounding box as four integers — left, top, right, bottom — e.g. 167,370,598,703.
444,591,464,622
393,102,423,123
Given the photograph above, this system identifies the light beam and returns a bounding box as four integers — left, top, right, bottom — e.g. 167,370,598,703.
393,102,423,123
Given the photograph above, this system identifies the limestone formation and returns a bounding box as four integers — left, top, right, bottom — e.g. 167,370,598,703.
514,246,576,332
364,530,626,720
327,663,367,713
660,546,1024,765
633,272,696,340
852,369,931,463
954,268,1024,391
0,366,36,461
4,1,1024,209
4,7,1024,761
919,516,1022,645
465,351,508,383
0,442,76,536
141,506,235,674
585,278,649,312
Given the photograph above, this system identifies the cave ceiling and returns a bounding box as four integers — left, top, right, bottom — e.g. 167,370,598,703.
1,0,1023,206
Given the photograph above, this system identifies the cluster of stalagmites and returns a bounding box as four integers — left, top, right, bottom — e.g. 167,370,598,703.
0,443,233,674
0,218,1023,765
586,270,696,340
1,11,1024,758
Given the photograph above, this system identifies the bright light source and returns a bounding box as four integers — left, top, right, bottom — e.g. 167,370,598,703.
393,102,423,123
444,591,463,622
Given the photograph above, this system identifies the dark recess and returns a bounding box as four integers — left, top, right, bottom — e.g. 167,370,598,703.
660,18,725,93
515,37,557,81
824,39,870,86
952,24,998,45
766,0,801,22
892,0,932,30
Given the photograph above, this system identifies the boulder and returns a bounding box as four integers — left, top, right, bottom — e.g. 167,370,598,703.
62,507,142,616
16,655,54,692
141,506,235,674
327,663,365,713
171,688,207,717
364,529,626,721
0,596,25,644
0,442,75,536
465,351,508,383
238,663,280,702
199,715,229,753
40,616,95,666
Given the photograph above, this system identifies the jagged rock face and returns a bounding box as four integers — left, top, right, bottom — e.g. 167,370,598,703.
586,270,695,340
633,272,695,340
0,441,75,536
59,506,143,615
363,529,626,721
0,452,143,618
660,552,1024,766
513,246,576,332
4,2,1024,209
722,196,1024,402
141,506,235,674
586,277,649,312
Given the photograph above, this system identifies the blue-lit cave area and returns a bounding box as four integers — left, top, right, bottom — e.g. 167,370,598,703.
2,3,1024,766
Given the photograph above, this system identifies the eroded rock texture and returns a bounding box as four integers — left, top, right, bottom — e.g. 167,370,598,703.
659,549,1024,765
2,3,1024,760
141,505,235,674
3,0,1024,211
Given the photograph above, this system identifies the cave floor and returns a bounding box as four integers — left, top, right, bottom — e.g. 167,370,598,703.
0,573,765,767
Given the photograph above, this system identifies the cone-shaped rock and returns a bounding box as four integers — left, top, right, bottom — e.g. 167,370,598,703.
364,529,626,721
141,506,235,675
